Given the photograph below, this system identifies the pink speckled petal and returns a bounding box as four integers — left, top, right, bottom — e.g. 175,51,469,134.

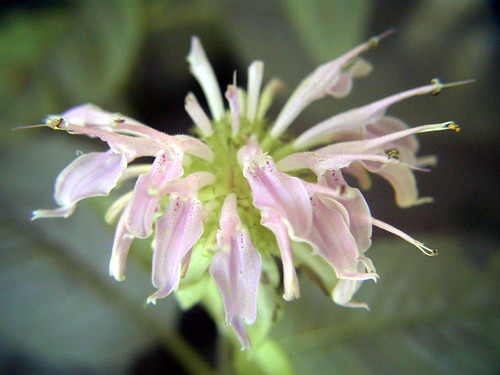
210,194,262,349
148,195,204,303
126,149,184,238
32,150,126,219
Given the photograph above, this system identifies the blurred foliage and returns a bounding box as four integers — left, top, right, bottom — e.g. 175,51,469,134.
0,0,498,374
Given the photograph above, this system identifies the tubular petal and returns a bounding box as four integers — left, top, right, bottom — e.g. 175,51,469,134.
126,149,184,238
241,143,313,238
278,151,398,176
184,93,214,137
293,81,443,150
187,36,225,121
33,151,126,219
246,61,264,123
225,85,240,136
210,194,262,350
270,33,385,138
148,196,204,303
332,263,371,310
109,204,134,281
319,119,455,155
319,172,372,253
308,195,377,281
260,210,299,301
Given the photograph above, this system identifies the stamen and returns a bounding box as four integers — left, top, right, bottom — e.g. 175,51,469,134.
441,78,475,89
12,123,47,131
46,116,67,130
446,122,460,132
368,28,396,49
431,78,475,97
387,149,400,160
372,218,438,256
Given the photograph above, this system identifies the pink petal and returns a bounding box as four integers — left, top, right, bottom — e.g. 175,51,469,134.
365,116,418,152
32,150,126,219
332,262,371,310
366,163,432,207
342,162,372,190
61,103,167,139
246,60,264,123
187,36,225,121
48,114,213,162
278,151,396,176
210,194,262,349
147,195,204,303
319,172,372,253
308,195,378,282
164,171,215,199
48,121,162,161
271,33,385,138
225,85,240,136
109,204,134,281
293,81,443,150
260,209,299,301
318,119,453,155
184,93,214,137
240,143,312,238
168,135,213,162
126,149,184,238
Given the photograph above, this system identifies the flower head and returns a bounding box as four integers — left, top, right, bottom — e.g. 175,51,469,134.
31,34,463,349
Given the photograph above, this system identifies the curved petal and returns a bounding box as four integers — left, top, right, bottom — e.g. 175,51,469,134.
319,119,454,155
147,196,204,303
319,172,372,253
225,85,240,136
278,151,396,177
240,143,312,238
109,204,134,281
260,210,299,301
308,195,377,281
293,81,443,150
187,36,225,121
270,32,388,138
332,262,371,310
246,60,264,123
210,194,262,350
60,103,168,139
368,163,433,207
184,92,214,137
32,151,127,220
126,149,184,238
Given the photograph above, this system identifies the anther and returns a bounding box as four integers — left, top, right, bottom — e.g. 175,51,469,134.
368,29,395,50
111,113,125,125
417,243,438,256
368,37,379,49
430,78,443,96
387,149,400,160
446,122,460,132
46,116,66,130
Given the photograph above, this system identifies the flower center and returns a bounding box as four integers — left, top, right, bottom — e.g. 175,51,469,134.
190,114,289,256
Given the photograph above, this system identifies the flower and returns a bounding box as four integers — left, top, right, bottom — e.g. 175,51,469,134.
31,33,464,349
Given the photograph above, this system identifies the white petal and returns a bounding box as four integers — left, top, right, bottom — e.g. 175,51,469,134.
184,92,214,137
246,60,264,123
187,36,225,121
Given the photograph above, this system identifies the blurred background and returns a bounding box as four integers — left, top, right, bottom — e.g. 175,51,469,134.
0,0,498,374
